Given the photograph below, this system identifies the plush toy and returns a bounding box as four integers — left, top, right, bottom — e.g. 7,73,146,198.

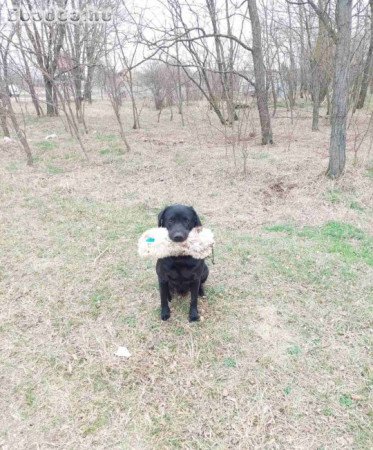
138,227,214,260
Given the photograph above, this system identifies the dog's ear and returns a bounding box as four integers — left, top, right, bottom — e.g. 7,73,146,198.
158,207,169,227
190,207,202,227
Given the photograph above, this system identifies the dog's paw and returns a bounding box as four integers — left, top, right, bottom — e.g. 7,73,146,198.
189,308,200,322
161,306,171,321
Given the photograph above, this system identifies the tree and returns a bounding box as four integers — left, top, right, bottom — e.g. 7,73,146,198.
356,0,373,109
247,0,273,144
327,0,352,178
310,0,333,131
21,0,66,116
0,76,33,165
295,0,352,177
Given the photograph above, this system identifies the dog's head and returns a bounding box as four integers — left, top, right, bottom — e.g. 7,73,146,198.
158,204,202,242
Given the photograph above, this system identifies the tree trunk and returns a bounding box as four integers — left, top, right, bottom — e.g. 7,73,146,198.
45,77,58,116
287,1,297,108
128,70,140,129
356,0,373,109
17,26,43,116
327,0,352,178
25,63,43,117
175,40,185,126
311,0,330,131
247,0,273,144
207,0,234,125
298,4,308,98
271,73,277,117
312,64,321,130
326,88,331,117
84,66,94,103
0,81,33,165
0,99,10,137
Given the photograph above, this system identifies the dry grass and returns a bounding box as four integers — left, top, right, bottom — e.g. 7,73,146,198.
0,100,372,449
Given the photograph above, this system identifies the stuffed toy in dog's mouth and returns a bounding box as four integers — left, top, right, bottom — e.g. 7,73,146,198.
138,227,214,259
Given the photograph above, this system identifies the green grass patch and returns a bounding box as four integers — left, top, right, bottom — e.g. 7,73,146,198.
46,165,64,174
322,407,334,417
265,221,372,267
365,167,373,179
82,415,108,436
287,345,301,357
5,161,21,173
99,146,123,156
223,357,237,368
95,132,118,143
121,315,137,327
36,140,57,151
325,188,342,204
174,152,186,165
251,152,269,160
349,201,364,211
25,386,36,407
265,224,295,233
90,288,112,316
339,394,353,408
284,385,292,395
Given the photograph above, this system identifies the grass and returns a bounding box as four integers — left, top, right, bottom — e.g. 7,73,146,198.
0,100,372,449
350,200,364,211
265,221,373,266
5,161,21,172
251,151,269,160
36,140,57,151
223,357,237,368
99,146,123,156
46,164,64,174
325,188,342,204
95,132,118,143
366,166,373,179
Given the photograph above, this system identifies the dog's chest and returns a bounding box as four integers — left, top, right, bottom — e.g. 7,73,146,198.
166,259,201,283
167,265,194,282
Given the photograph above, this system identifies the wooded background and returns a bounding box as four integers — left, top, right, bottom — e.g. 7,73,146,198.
0,0,372,177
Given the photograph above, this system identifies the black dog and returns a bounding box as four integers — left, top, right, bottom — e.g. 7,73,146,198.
156,204,209,321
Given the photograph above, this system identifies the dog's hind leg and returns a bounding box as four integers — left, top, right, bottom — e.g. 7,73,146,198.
199,264,209,297
189,280,200,322
159,280,171,320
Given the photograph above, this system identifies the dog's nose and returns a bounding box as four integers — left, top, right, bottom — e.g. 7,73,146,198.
173,234,185,242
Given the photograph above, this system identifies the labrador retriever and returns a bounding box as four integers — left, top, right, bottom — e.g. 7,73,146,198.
156,204,209,321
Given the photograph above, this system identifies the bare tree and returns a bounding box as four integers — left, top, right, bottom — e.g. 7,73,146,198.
305,0,352,177
289,0,353,177
356,0,373,109
0,76,33,165
248,0,273,144
327,0,352,178
0,98,10,137
15,24,43,116
310,0,333,131
104,57,131,151
18,0,66,116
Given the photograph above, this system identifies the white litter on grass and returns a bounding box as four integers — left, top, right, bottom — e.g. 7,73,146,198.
114,346,131,358
3,137,13,143
45,133,57,140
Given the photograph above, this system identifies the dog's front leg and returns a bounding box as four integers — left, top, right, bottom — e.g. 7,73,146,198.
159,280,171,321
189,280,200,322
